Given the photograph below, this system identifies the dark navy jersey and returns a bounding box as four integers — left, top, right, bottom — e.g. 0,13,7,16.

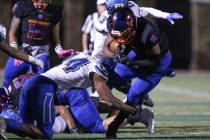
13,0,63,46
129,17,169,60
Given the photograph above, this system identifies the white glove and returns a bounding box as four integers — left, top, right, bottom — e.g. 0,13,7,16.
166,13,183,25
28,56,44,69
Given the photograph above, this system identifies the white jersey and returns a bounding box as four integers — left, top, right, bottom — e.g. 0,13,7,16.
42,53,108,90
81,12,99,43
92,1,171,58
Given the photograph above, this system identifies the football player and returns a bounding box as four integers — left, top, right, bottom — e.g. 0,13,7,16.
0,52,140,139
92,0,183,57
91,0,182,107
104,6,174,138
3,0,72,88
0,24,43,69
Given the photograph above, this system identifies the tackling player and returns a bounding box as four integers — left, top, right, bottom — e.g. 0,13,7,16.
92,0,183,57
104,6,174,138
92,0,182,108
0,52,140,139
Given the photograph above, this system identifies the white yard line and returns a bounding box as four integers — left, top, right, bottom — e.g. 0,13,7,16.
156,85,210,100
155,112,210,115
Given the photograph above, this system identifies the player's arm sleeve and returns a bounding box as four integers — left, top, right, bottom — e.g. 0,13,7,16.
52,6,64,25
93,73,136,113
91,29,108,57
140,7,170,19
12,1,25,18
81,15,93,33
81,15,93,52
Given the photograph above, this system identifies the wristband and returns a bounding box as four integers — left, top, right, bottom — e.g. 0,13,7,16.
10,41,18,49
54,44,63,54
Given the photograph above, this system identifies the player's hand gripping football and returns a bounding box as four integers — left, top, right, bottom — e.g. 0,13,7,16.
112,45,132,65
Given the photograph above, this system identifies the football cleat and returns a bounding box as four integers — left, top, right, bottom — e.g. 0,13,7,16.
127,108,155,134
106,122,118,139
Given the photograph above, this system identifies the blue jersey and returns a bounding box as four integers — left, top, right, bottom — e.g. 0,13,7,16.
13,0,63,46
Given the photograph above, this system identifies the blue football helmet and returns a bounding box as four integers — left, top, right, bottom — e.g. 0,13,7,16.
105,0,128,13
108,7,137,45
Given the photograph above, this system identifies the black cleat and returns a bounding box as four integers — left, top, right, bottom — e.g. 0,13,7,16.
127,108,155,134
144,109,155,134
106,123,118,139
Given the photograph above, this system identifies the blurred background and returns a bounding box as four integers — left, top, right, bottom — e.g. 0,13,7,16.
0,0,210,70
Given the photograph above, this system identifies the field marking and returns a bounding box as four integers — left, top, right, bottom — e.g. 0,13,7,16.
156,85,210,100
156,112,210,115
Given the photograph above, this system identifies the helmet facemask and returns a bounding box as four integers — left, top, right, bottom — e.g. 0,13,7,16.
109,7,137,45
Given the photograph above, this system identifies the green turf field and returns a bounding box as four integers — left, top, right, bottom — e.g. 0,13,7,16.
1,71,210,139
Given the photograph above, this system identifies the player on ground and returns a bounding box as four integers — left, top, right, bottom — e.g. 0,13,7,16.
0,73,151,137
0,52,140,139
104,6,174,138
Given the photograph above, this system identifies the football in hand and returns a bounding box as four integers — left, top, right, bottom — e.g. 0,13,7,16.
108,40,120,53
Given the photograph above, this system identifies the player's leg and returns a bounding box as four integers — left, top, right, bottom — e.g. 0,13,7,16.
106,53,172,138
109,66,154,107
66,89,106,133
20,75,57,139
3,57,30,87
